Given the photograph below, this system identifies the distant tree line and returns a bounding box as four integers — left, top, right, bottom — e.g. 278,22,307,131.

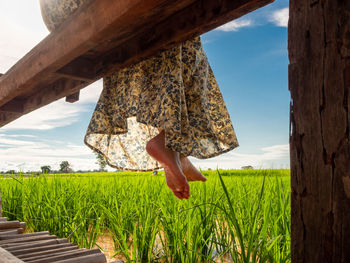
1,152,109,175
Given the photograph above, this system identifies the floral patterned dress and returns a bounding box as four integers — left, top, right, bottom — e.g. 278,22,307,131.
40,0,239,171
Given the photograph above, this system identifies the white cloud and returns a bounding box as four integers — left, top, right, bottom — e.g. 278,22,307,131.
0,135,99,172
215,19,253,32
4,134,37,138
190,144,290,170
212,7,290,33
1,99,88,130
0,0,49,73
270,8,289,27
0,135,37,146
79,80,103,104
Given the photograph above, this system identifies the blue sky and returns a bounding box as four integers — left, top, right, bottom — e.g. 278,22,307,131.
0,0,290,172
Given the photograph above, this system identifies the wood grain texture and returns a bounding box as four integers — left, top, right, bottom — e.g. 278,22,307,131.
0,0,273,127
0,216,107,262
0,192,2,217
289,0,350,261
65,91,80,103
4,239,69,251
24,248,104,263
0,99,25,113
17,246,78,260
0,247,24,263
10,243,76,256
0,235,58,245
0,221,21,230
0,231,50,240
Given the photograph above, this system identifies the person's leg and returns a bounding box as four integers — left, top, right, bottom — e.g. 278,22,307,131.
179,157,207,182
146,129,190,199
153,129,206,182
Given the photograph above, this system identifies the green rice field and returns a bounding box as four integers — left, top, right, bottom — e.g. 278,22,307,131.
0,169,291,262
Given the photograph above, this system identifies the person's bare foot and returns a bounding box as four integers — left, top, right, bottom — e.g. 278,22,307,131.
180,157,207,182
146,130,190,199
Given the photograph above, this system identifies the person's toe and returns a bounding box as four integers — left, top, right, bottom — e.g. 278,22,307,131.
172,190,184,199
183,185,190,199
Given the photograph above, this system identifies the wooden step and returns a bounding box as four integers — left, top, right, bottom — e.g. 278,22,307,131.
17,245,78,260
5,239,69,251
0,229,24,235
0,234,58,245
12,243,76,257
0,231,50,240
0,221,25,230
0,226,107,262
48,250,107,263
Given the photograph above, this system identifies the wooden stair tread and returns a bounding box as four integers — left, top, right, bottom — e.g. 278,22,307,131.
0,230,106,262
0,218,106,262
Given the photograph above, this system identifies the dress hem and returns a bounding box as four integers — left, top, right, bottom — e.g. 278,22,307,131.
84,132,239,172
84,135,163,172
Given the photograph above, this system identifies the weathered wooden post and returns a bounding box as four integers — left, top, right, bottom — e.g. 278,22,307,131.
289,0,350,261
0,191,2,217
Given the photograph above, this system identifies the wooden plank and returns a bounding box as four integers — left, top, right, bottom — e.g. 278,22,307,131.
290,0,350,261
0,99,25,113
28,248,106,263
0,229,24,236
95,0,274,76
0,0,199,105
11,243,75,256
0,235,57,245
0,78,85,128
0,247,24,263
0,221,21,230
3,238,68,250
0,231,50,240
0,221,25,232
17,245,78,260
54,254,106,263
0,0,273,127
56,58,96,82
19,222,25,232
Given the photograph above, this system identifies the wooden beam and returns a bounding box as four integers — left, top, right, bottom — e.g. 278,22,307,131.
0,99,25,113
66,91,80,103
0,78,86,128
0,0,199,106
56,57,96,82
0,0,273,127
95,0,274,76
290,0,350,261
